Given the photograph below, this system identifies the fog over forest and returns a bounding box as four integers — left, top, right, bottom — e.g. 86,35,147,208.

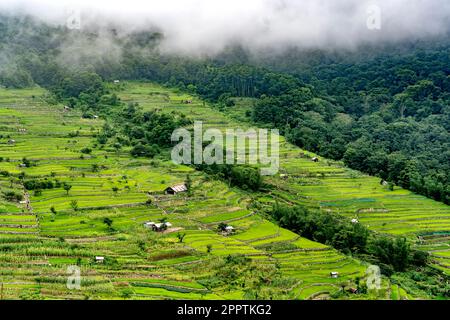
0,0,449,55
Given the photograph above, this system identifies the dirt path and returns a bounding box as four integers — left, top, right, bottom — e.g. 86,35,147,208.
22,187,40,232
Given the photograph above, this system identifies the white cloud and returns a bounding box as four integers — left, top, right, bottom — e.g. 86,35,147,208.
1,0,449,54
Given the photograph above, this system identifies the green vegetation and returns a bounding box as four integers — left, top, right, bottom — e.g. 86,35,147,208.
0,83,373,300
195,164,263,191
269,204,436,284
1,14,447,204
0,14,448,298
252,47,449,204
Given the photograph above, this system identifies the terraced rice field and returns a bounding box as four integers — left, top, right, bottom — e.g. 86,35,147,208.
118,83,450,280
1,82,448,299
0,85,371,300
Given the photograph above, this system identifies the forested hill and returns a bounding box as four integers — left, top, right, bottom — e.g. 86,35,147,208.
251,42,450,204
0,14,448,204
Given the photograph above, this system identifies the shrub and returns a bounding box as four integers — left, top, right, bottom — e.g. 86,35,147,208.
80,147,92,154
3,190,24,202
0,170,9,177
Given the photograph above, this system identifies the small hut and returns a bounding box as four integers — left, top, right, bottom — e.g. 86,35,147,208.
330,272,339,278
144,222,156,229
165,184,187,195
8,139,16,145
95,256,105,263
144,221,172,232
224,226,235,234
312,157,319,163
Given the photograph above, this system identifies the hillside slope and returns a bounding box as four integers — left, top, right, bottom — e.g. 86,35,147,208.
0,85,370,300
1,82,449,299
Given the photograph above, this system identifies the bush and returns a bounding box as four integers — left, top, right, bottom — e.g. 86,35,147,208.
24,179,55,190
0,170,10,177
195,164,263,191
130,143,159,158
411,250,429,266
269,203,422,272
3,190,24,202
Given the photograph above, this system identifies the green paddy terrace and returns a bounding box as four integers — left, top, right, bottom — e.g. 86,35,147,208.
118,82,450,279
0,85,374,300
0,81,446,299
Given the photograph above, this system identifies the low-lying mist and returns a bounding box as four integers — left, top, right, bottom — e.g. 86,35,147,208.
1,0,449,56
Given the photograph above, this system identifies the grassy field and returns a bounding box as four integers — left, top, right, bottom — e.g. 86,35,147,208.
0,82,448,300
